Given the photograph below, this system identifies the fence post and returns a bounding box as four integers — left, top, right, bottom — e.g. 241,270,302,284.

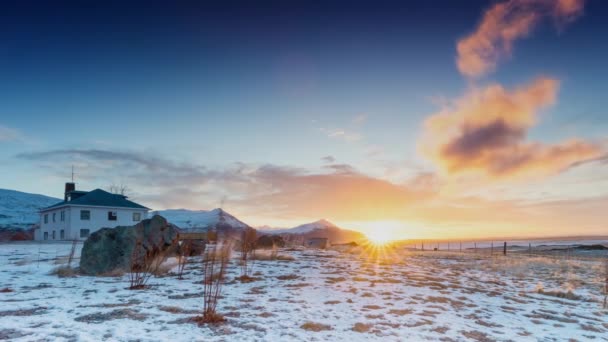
422,241,424,251
528,243,531,256
491,242,494,256
503,241,507,256
474,242,477,253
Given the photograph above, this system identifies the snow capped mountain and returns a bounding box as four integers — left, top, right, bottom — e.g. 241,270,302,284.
260,219,337,234
0,189,60,229
259,219,365,244
153,208,251,231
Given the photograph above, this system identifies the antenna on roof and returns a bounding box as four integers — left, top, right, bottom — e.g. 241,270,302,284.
71,165,75,183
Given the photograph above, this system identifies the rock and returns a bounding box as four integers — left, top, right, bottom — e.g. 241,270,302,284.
79,215,179,275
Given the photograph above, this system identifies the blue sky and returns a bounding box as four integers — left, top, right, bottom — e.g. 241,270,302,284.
1,0,607,238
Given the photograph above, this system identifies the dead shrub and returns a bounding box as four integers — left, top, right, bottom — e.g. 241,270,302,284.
128,236,170,289
177,241,190,280
239,227,257,278
300,322,332,332
195,242,232,324
604,257,608,309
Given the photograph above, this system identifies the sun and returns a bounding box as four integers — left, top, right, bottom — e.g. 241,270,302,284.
366,229,395,245
363,221,402,245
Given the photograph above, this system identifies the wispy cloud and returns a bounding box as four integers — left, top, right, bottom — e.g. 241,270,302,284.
321,155,335,163
0,125,22,142
456,0,585,78
318,127,362,142
421,77,603,179
15,147,608,236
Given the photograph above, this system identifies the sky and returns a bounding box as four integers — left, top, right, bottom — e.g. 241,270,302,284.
1,0,607,239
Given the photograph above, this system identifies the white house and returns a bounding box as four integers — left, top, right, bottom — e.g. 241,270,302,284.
35,182,150,241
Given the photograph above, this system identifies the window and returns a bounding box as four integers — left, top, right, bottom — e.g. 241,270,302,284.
133,212,141,221
52,213,56,222
108,211,117,221
60,230,64,239
43,232,48,240
52,230,56,240
80,210,90,220
44,214,48,224
80,229,90,238
60,211,65,222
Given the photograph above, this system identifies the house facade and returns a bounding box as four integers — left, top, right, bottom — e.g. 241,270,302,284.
35,183,150,241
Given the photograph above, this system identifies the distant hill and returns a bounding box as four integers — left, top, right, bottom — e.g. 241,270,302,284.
153,208,252,237
259,219,366,244
0,189,60,241
0,189,60,229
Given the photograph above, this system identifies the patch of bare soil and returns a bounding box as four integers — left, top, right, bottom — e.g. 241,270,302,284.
388,309,413,316
74,309,148,323
300,321,332,332
352,322,372,332
461,330,494,342
0,329,32,339
158,306,199,315
276,274,300,281
0,307,47,316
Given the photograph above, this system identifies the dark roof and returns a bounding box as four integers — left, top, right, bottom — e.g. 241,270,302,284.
43,189,149,211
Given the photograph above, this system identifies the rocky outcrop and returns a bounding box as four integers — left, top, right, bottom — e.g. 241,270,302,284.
79,215,179,275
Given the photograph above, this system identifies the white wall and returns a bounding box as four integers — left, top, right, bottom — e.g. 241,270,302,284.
37,206,148,240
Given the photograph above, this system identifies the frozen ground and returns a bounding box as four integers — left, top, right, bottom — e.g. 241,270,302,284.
0,242,607,341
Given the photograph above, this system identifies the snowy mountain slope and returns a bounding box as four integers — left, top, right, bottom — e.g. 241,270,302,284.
260,219,337,234
153,208,251,231
259,219,365,244
0,189,60,229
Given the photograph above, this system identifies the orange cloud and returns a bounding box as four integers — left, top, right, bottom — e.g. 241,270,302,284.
421,77,603,179
457,0,585,78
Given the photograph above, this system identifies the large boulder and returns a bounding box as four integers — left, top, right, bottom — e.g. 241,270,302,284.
79,215,179,275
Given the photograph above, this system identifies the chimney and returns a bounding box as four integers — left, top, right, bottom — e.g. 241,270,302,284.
65,182,75,201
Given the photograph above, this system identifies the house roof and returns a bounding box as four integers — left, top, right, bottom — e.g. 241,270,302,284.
43,189,150,211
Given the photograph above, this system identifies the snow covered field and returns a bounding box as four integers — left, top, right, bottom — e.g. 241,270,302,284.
0,242,607,341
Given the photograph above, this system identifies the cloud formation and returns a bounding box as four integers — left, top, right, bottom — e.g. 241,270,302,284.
0,125,21,142
422,77,603,178
456,0,585,78
16,147,608,237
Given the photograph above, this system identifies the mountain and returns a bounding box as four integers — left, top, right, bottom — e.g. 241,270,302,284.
0,189,60,229
153,208,251,234
259,219,365,244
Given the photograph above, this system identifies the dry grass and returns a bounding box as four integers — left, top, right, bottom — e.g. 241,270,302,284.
50,266,77,278
235,275,259,283
250,250,295,261
352,322,372,333
300,322,332,332
276,274,299,281
537,289,582,301
192,312,226,324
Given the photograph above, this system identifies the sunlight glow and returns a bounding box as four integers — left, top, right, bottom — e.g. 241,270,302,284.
363,220,404,245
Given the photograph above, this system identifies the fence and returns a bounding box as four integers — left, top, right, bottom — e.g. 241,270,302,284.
403,239,608,261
